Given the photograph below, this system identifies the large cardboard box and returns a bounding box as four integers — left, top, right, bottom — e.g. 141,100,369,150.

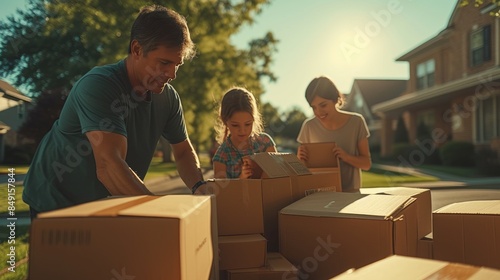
225,252,299,280
433,200,500,269
360,187,432,238
330,255,500,279
218,234,267,270
29,195,215,280
417,233,434,259
205,179,265,236
279,192,418,279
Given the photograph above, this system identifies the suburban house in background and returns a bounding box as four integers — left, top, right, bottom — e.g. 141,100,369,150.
372,2,500,157
343,79,407,151
0,79,32,162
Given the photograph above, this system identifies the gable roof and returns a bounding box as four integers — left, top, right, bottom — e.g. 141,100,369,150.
350,79,407,109
0,79,32,102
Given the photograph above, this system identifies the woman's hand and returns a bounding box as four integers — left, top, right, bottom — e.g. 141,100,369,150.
332,145,347,161
297,145,309,163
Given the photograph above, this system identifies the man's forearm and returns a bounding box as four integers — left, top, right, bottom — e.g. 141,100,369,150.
176,151,204,189
96,159,153,195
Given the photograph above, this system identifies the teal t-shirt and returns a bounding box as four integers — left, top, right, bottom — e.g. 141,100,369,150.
23,59,188,212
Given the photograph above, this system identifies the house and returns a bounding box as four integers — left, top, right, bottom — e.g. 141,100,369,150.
0,79,32,162
343,79,407,150
372,2,500,157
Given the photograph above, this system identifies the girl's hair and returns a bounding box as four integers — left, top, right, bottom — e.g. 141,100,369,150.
129,5,196,60
305,76,344,108
215,87,264,144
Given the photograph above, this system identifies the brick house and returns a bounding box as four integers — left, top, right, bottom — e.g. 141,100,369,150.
373,2,500,158
343,79,407,151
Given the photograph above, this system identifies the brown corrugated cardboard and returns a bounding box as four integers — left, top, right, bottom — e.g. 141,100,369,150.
225,252,299,280
330,255,500,279
29,195,214,280
210,153,339,252
279,192,418,279
417,233,433,259
218,234,267,270
433,200,500,269
300,142,339,168
360,187,432,238
205,179,264,236
249,152,312,178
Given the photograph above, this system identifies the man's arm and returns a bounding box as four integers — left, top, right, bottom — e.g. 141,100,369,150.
171,138,204,190
86,131,152,195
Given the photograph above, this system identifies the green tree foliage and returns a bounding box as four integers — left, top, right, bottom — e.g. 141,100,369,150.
261,102,284,138
0,0,278,151
280,107,307,140
17,88,68,145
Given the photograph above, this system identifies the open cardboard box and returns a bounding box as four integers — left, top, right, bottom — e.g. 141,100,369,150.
433,200,500,269
29,195,217,280
298,143,342,191
279,192,419,279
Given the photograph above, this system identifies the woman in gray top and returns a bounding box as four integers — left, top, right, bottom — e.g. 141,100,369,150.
297,76,372,192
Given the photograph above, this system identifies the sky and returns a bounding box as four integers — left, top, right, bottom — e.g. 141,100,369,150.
0,0,457,116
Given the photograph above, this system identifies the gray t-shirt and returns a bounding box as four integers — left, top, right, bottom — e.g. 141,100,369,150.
297,112,370,191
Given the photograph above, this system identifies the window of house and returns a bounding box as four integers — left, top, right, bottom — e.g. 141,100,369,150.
470,25,491,67
416,59,435,90
475,94,499,143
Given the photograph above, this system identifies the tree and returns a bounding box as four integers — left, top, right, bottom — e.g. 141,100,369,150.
459,0,500,16
0,0,278,152
17,88,68,145
261,102,284,138
280,107,307,140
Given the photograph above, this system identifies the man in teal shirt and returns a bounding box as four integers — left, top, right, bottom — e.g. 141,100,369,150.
23,5,205,216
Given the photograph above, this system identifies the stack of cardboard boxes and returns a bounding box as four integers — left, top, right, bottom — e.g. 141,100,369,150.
28,143,499,279
207,152,341,279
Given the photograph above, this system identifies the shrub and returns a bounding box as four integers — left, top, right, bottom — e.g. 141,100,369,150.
475,147,500,177
439,141,475,167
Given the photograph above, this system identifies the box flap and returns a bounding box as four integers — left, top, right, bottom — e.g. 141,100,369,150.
434,200,500,215
37,195,154,218
281,192,415,220
301,142,339,168
360,187,429,196
249,152,311,178
37,195,212,218
119,195,212,218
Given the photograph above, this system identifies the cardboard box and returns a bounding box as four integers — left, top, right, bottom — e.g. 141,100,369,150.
360,187,432,238
279,192,418,279
208,153,339,251
29,195,215,280
417,233,433,259
300,142,339,168
225,252,299,280
218,234,267,270
205,179,265,236
433,200,500,269
330,255,500,279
